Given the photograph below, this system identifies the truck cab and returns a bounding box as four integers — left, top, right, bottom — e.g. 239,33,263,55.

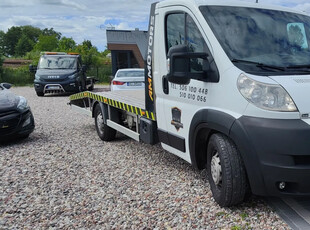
152,0,310,205
31,52,88,96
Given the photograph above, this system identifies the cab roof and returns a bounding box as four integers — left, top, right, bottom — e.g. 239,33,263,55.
40,52,80,57
156,0,308,16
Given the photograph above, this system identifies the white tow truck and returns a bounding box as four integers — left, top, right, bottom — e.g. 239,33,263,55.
69,0,310,206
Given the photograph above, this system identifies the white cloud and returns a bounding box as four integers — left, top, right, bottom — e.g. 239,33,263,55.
0,0,309,51
39,0,87,11
294,3,310,14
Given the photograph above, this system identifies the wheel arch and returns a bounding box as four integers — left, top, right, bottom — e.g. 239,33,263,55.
92,101,100,118
92,101,108,123
189,109,267,196
189,109,236,170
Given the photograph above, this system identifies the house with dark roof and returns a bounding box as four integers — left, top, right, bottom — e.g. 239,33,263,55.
106,29,148,76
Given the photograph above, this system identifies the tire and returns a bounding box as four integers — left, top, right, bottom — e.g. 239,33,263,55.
36,91,44,96
94,105,116,141
88,83,94,91
207,133,249,207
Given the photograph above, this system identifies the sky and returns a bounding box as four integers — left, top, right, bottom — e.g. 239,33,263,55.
0,0,310,52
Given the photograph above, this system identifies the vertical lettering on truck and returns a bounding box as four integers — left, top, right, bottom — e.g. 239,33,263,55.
145,2,157,113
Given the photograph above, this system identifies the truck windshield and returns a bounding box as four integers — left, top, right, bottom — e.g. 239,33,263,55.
200,6,310,75
38,56,77,69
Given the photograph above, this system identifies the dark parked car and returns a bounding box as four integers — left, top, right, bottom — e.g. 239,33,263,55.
0,83,35,141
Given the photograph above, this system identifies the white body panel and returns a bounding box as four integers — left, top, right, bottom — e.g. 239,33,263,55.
153,0,310,163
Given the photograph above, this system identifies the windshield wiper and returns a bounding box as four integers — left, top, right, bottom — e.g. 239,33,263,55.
287,64,310,69
231,59,286,71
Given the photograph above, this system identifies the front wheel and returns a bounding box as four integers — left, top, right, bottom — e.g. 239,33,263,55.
94,105,116,141
207,133,249,207
36,91,44,96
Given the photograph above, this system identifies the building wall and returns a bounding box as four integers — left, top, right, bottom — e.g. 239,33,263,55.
108,44,145,76
107,29,148,76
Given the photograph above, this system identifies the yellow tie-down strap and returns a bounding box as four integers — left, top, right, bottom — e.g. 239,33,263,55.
70,91,156,121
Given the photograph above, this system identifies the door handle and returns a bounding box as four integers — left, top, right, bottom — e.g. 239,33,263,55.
162,75,169,94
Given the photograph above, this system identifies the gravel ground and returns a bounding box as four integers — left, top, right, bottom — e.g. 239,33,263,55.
0,86,289,229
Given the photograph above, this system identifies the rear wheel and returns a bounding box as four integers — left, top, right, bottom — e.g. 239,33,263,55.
207,133,249,207
88,82,94,91
94,105,116,141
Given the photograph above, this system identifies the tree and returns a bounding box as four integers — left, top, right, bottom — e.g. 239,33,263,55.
82,40,93,50
42,28,61,40
0,31,5,56
21,25,41,43
15,34,35,56
0,55,3,82
101,47,111,57
4,26,22,56
34,35,59,52
58,37,76,52
75,40,99,67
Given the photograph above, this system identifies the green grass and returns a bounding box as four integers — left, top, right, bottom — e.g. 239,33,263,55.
1,66,34,86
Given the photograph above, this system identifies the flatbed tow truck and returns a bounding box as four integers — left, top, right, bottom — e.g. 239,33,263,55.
30,52,97,96
69,0,310,207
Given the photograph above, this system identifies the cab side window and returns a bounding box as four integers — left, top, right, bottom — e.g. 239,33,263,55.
166,13,185,51
186,15,208,72
166,13,210,72
186,15,206,53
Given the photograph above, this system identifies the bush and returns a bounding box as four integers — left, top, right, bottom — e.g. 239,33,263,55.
0,56,3,82
1,66,34,86
24,50,41,65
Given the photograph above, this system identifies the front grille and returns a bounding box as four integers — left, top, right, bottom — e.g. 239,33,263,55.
44,78,66,82
0,110,16,118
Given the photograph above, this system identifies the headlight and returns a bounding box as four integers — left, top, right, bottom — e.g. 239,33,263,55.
35,74,41,81
237,73,297,112
68,74,77,79
17,96,29,112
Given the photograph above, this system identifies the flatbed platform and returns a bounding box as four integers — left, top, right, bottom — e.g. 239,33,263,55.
69,89,155,121
95,90,145,109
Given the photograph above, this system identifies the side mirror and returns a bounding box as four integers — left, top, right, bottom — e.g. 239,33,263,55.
166,45,208,85
29,64,37,73
1,83,12,89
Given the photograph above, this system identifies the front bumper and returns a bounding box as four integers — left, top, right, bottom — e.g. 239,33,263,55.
34,79,79,94
0,109,35,140
231,116,310,197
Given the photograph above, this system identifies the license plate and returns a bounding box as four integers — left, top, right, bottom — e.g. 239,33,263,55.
47,86,60,89
127,82,142,86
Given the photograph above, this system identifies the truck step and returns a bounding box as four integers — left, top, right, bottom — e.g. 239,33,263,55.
107,119,139,141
